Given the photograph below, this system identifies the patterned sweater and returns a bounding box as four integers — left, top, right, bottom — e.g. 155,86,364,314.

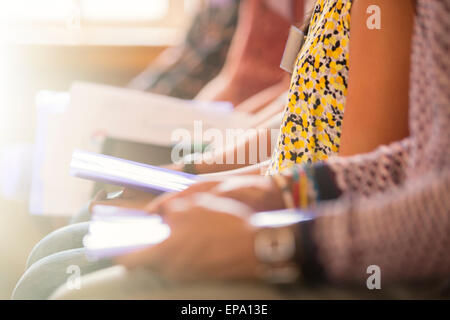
296,0,450,285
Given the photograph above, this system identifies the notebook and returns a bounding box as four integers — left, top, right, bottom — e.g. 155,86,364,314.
70,149,196,194
83,205,170,260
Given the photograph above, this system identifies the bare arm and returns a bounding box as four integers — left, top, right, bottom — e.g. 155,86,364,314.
338,0,415,156
173,96,286,175
165,126,275,175
194,127,274,174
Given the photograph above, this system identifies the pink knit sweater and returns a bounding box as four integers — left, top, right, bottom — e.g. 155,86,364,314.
298,0,450,285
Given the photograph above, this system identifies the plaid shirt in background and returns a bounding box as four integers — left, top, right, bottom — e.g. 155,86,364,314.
128,0,241,100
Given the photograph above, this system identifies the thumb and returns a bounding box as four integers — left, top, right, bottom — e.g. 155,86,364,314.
145,192,180,214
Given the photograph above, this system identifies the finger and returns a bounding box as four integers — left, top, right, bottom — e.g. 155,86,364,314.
145,180,221,213
191,193,254,218
212,187,259,209
161,198,200,225
145,192,180,214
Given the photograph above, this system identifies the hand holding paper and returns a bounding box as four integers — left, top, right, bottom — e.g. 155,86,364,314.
84,205,171,260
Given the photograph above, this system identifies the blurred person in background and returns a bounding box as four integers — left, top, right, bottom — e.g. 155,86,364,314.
130,0,296,107
128,0,241,100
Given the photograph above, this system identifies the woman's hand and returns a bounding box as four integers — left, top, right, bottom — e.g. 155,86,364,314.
146,175,286,214
116,194,260,282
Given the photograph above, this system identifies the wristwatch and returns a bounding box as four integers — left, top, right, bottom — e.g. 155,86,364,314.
254,225,300,284
250,209,314,284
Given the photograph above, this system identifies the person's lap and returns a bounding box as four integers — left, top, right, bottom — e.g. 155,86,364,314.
12,248,112,299
52,265,426,300
16,203,449,300
51,265,287,300
26,222,90,269
14,209,111,300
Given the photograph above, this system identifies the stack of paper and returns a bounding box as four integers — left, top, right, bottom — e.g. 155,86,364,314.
84,205,170,260
31,82,252,216
70,149,196,194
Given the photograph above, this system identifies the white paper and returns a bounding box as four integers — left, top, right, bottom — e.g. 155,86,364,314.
31,83,252,216
84,205,170,260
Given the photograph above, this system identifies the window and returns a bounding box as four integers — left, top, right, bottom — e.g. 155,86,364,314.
0,0,203,46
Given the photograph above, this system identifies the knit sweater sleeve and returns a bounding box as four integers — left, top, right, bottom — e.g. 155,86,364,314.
298,170,450,284
294,0,450,286
307,138,412,201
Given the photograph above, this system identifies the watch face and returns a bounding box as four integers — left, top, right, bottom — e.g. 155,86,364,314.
249,209,313,228
254,227,296,263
